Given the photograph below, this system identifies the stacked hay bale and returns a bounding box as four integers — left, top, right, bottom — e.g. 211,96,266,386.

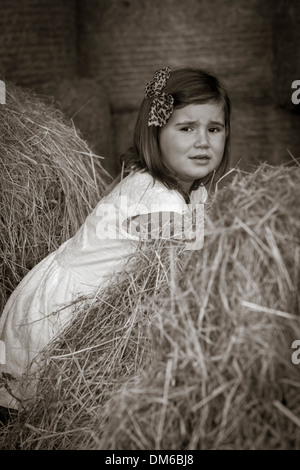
1,163,300,450
37,78,117,177
0,83,111,313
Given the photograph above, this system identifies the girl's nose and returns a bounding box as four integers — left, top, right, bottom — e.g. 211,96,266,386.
194,129,209,148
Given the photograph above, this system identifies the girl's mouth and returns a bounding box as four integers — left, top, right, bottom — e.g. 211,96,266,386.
189,155,210,160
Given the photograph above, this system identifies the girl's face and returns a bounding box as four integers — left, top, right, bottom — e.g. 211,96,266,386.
159,102,226,192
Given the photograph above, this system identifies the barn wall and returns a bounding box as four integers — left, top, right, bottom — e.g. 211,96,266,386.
78,0,273,108
0,0,78,85
272,0,300,110
0,0,299,177
0,0,114,176
77,0,300,173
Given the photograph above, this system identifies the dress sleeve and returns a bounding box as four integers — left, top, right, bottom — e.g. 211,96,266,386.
112,171,200,245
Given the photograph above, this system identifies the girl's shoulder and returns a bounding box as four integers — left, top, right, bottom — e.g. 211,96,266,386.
104,170,186,213
189,185,208,204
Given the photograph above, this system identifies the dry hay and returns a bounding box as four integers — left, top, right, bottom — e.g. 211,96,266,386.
37,78,116,176
0,83,111,312
1,162,300,450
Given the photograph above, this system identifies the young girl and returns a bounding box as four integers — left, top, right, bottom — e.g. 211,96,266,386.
0,66,231,409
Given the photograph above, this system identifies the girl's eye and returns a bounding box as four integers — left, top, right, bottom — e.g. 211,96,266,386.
180,127,194,132
208,127,220,133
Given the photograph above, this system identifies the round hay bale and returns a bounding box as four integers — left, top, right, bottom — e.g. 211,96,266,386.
37,78,118,177
0,83,111,313
1,163,300,450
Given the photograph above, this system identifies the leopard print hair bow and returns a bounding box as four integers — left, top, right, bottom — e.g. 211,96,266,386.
144,67,174,127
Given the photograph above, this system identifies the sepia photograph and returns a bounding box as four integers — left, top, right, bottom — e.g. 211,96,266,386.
0,0,299,453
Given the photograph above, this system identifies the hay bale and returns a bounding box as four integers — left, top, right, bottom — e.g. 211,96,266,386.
37,78,118,177
111,109,137,171
0,83,111,313
230,101,300,169
1,163,300,450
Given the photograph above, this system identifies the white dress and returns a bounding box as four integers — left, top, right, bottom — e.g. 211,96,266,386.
0,170,207,409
